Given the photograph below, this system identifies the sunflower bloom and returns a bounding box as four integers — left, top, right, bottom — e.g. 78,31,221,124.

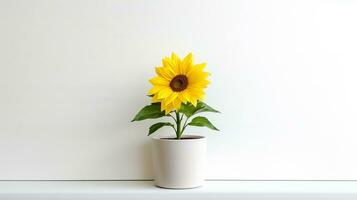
148,52,210,114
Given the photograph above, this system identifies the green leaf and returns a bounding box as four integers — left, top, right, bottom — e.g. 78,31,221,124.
179,103,197,117
148,122,174,136
188,116,219,131
179,101,220,118
195,101,220,114
131,103,165,121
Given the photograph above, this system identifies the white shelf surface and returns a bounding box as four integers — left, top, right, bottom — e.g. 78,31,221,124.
0,180,356,200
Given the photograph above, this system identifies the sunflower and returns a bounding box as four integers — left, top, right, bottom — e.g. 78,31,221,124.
148,52,210,114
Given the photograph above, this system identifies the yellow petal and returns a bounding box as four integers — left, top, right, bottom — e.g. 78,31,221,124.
157,87,173,99
171,52,181,66
151,94,161,103
167,53,180,75
178,92,187,104
181,90,197,107
187,63,206,77
181,53,193,74
188,72,209,83
195,63,206,71
172,98,182,111
189,79,210,88
186,87,205,99
162,57,174,68
161,102,174,114
148,85,166,95
162,92,178,106
155,67,174,80
149,77,170,86
181,90,192,103
190,97,197,107
191,89,205,97
163,55,180,76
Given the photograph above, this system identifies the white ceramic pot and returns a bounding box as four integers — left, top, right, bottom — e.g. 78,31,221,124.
151,135,206,189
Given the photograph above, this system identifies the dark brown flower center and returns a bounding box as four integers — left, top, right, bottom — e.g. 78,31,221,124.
170,75,188,92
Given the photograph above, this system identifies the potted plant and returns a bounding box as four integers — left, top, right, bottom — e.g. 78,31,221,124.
132,52,219,189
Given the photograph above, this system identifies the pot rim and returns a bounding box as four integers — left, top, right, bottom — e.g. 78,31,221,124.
152,135,205,141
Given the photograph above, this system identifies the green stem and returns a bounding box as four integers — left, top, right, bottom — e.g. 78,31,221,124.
175,111,181,139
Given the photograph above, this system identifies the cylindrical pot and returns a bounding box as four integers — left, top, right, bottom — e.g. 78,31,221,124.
151,135,206,189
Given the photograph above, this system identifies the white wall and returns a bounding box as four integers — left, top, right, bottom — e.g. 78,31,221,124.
0,0,357,180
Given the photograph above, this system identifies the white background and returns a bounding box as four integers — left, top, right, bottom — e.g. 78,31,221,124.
0,0,357,180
